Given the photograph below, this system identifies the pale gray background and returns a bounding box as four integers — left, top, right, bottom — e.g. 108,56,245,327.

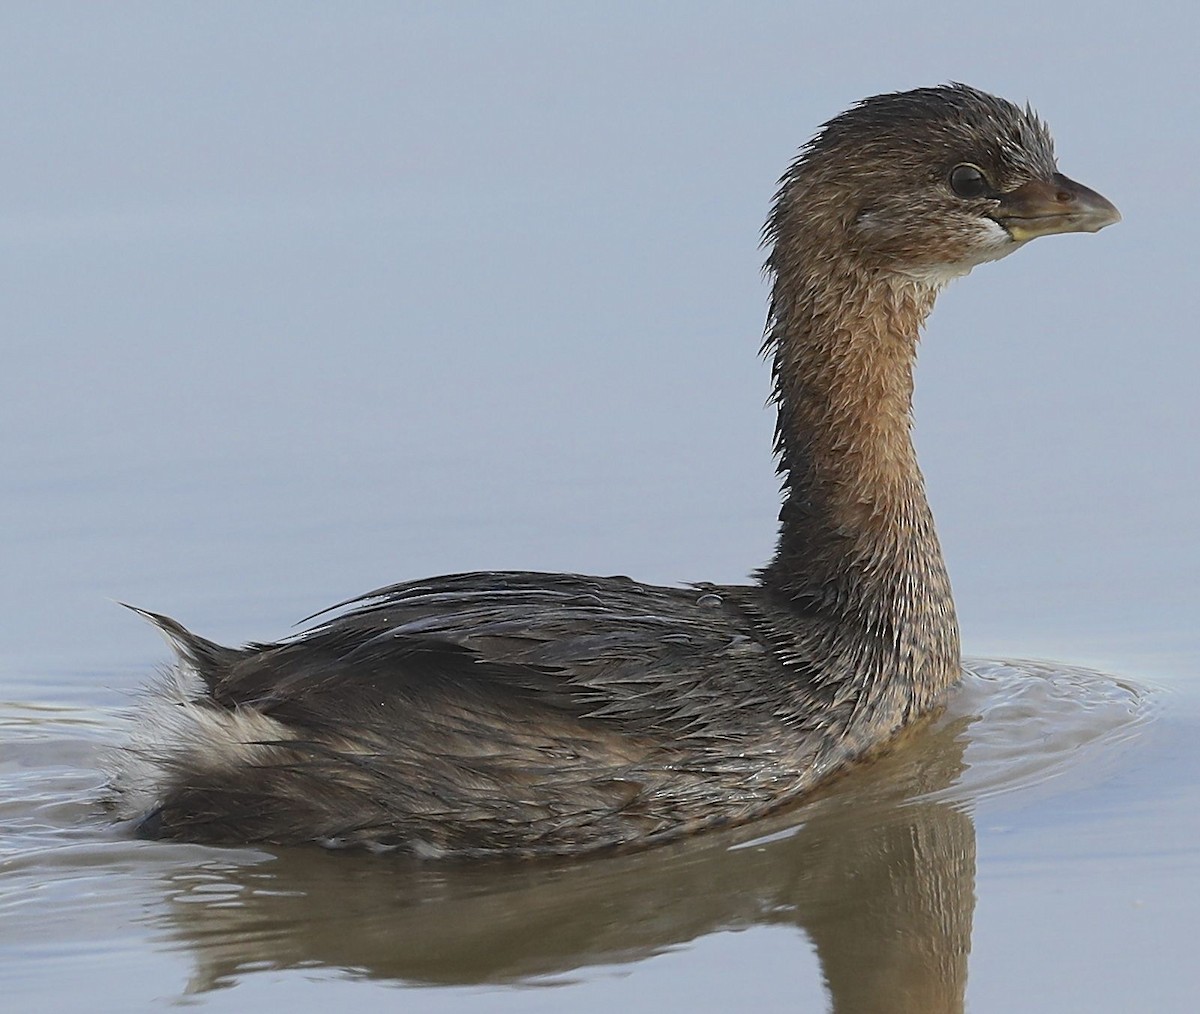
3,2,1194,684
1,3,1196,1011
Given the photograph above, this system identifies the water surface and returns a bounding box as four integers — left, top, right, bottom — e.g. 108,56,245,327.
2,659,1188,1013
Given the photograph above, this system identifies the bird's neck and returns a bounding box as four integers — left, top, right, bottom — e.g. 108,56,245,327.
759,255,960,705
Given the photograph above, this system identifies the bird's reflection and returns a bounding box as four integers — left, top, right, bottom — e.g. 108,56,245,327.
154,707,976,1013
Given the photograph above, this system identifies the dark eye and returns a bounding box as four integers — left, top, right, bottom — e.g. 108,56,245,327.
949,164,991,199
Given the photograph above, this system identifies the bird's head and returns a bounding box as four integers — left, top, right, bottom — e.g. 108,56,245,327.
769,84,1119,287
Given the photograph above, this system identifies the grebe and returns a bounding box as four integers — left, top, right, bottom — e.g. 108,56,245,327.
111,85,1118,857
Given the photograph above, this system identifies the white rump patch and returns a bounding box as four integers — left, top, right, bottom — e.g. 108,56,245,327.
106,659,293,821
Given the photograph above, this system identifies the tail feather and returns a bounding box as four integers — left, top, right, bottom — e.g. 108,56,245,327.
119,603,240,691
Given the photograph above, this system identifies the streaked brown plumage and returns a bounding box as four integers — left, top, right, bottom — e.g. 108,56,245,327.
109,84,1119,857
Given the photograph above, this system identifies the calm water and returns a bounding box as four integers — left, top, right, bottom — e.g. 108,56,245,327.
1,660,1191,1013
3,6,1199,1013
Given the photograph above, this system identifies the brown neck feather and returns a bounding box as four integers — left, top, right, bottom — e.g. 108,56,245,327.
758,248,960,705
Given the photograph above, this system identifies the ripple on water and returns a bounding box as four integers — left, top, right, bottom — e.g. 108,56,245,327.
0,658,1156,867
923,657,1157,808
0,659,1164,1000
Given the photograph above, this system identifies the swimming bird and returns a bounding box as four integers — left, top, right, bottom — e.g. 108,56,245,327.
110,84,1119,857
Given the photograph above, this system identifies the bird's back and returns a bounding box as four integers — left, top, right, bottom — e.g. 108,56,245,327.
115,572,836,856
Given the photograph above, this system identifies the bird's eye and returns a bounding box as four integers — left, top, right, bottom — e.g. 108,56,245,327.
949,164,991,199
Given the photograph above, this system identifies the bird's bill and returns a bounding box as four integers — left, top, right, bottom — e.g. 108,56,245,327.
994,173,1121,241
